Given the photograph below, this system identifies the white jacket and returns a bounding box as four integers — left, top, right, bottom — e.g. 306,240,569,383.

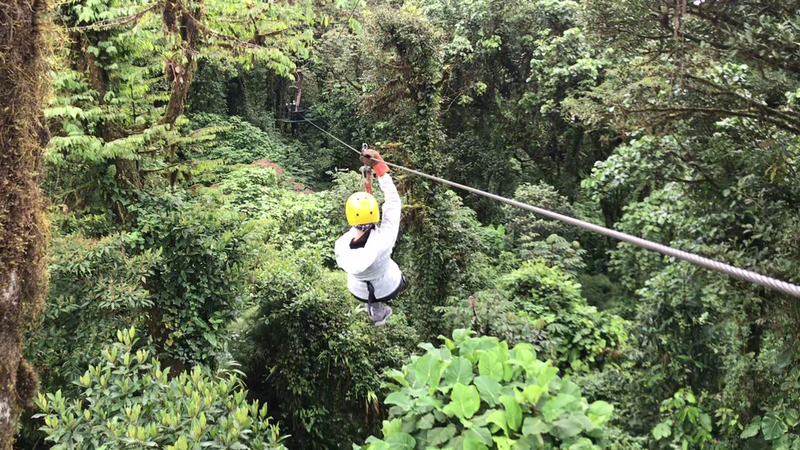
334,173,403,301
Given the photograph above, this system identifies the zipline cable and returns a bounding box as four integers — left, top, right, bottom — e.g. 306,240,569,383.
332,0,362,48
303,117,800,299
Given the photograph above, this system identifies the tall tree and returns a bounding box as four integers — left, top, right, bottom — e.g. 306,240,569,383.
0,0,50,447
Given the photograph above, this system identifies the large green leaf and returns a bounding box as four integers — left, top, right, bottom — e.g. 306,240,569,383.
537,364,558,390
419,343,437,353
740,419,761,439
500,395,522,431
512,343,536,358
550,416,584,440
467,427,493,445
474,376,502,407
521,385,543,406
786,409,800,428
561,379,581,398
443,383,481,420
517,435,543,449
417,413,435,430
415,353,443,388
522,417,551,436
587,400,613,426
652,421,671,440
487,409,509,436
385,369,410,387
445,357,475,385
763,415,787,441
427,425,457,446
541,394,577,422
699,413,712,432
463,433,489,450
385,392,413,411
416,395,444,411
479,351,504,381
510,346,537,376
439,347,453,362
385,433,415,450
493,436,514,450
453,329,474,344
365,441,390,450
568,438,596,449
382,418,402,437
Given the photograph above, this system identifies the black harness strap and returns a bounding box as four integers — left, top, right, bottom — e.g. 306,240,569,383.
365,281,377,305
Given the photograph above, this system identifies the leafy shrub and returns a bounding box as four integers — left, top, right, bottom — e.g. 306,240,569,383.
571,366,651,438
732,364,800,449
505,182,578,246
576,274,636,319
395,189,487,340
502,261,629,373
438,294,544,350
447,261,629,373
213,165,283,215
651,389,714,450
26,231,159,394
35,327,287,450
526,234,587,275
356,329,615,449
235,247,417,449
188,113,308,180
131,193,253,367
214,165,342,262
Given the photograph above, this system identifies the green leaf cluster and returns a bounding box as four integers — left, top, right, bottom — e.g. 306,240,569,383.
357,329,614,449
35,327,287,450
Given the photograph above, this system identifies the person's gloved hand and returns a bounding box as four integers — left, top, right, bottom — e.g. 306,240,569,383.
361,149,390,177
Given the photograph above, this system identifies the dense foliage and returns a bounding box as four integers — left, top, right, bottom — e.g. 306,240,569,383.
8,0,800,449
35,327,287,449
357,330,615,449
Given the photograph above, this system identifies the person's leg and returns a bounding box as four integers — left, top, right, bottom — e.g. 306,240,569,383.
368,301,393,326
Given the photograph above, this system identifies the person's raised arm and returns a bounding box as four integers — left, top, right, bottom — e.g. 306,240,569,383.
361,149,401,246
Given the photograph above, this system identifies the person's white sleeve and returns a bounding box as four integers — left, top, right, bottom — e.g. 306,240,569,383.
377,173,401,247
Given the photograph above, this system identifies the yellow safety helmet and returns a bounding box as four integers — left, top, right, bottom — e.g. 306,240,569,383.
346,192,380,226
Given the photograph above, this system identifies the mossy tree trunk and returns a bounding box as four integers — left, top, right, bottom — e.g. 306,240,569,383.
0,0,50,448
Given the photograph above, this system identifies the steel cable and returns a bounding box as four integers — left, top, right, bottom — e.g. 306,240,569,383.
303,117,800,299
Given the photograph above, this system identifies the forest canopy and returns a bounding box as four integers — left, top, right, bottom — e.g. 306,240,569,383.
3,0,800,449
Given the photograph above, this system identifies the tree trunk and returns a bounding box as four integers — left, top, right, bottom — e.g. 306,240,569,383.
0,0,50,448
160,0,202,127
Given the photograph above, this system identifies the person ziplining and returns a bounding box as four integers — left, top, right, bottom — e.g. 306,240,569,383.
310,118,800,301
335,149,405,326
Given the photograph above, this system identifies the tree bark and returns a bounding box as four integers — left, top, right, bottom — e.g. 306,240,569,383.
0,0,50,448
160,0,203,127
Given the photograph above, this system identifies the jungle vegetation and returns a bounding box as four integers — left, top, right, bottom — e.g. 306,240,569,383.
3,0,800,449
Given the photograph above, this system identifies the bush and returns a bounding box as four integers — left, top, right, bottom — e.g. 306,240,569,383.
503,261,629,373
356,329,615,449
26,231,159,395
131,193,253,367
35,327,287,450
214,165,342,263
235,247,417,449
445,261,629,373
188,113,309,181
505,182,578,246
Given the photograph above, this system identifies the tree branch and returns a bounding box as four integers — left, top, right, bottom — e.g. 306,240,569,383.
629,106,800,134
686,74,800,122
187,14,285,51
69,4,158,31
